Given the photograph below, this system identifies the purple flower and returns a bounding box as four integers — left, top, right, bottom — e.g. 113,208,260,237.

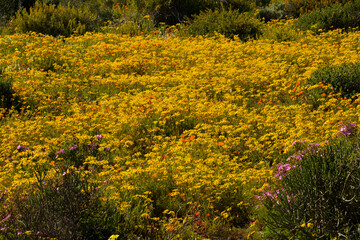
16,145,27,153
70,145,78,150
88,143,99,151
338,123,356,137
292,140,308,146
56,148,65,158
104,147,110,152
274,163,295,180
0,214,11,224
96,134,103,140
57,149,65,154
287,153,302,162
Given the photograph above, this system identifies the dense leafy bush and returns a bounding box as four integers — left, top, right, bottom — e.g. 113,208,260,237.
262,130,360,239
0,0,36,21
0,140,120,239
102,4,156,36
284,0,351,18
307,62,360,108
259,18,303,42
0,74,22,112
295,0,360,32
254,0,272,7
126,0,254,25
6,172,118,239
258,2,286,22
186,7,262,40
10,1,99,37
44,0,119,22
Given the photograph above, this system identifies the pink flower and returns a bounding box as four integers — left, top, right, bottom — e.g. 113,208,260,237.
0,214,10,223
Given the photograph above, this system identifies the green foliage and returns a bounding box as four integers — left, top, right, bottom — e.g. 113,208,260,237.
126,0,254,25
284,0,352,18
186,7,262,40
0,74,22,112
294,0,360,32
259,18,303,42
258,2,286,22
0,0,36,20
262,137,360,239
255,0,272,7
10,173,117,239
0,140,120,239
103,5,156,36
307,63,360,108
10,1,99,37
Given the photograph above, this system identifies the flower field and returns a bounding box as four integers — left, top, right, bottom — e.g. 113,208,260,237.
1,28,360,239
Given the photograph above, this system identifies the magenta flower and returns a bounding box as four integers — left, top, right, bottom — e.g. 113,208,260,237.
70,145,78,150
56,149,65,154
274,163,295,180
96,134,103,140
338,123,356,137
16,145,28,153
0,214,11,224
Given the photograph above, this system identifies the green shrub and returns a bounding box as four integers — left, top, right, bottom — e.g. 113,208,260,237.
255,0,272,7
259,18,303,42
186,7,262,40
294,0,360,32
9,172,118,239
0,0,36,20
0,74,22,112
10,1,99,37
102,4,156,36
284,0,352,18
261,133,360,239
0,139,120,239
306,62,360,109
126,0,254,25
257,2,286,22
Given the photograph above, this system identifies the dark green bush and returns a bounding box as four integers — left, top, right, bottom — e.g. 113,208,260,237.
307,62,360,108
258,2,286,22
255,0,272,7
0,140,120,240
186,7,262,40
10,1,99,37
284,0,352,18
48,0,119,22
15,174,117,239
126,0,254,25
0,74,22,112
262,135,360,239
0,0,36,20
294,0,360,32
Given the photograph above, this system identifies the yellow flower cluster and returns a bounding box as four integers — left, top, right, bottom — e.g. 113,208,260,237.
1,28,360,236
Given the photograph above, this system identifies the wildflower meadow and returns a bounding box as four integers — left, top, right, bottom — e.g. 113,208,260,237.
1,1,360,239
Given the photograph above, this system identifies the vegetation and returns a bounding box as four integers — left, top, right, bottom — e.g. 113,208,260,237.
186,7,262,40
262,131,360,239
295,0,360,32
2,0,360,239
307,62,360,108
283,0,352,18
10,1,98,37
